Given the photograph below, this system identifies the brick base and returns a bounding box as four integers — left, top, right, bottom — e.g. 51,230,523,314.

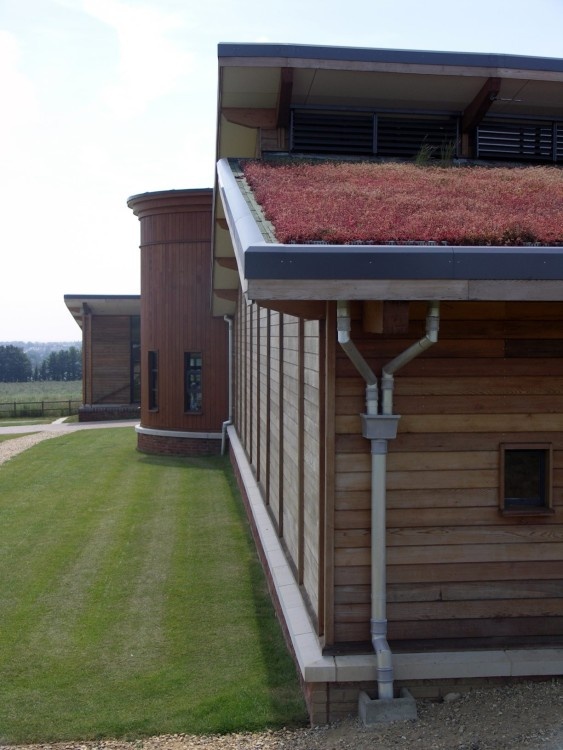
137,432,221,456
79,405,140,422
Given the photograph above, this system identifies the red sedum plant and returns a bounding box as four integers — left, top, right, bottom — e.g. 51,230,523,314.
242,160,563,246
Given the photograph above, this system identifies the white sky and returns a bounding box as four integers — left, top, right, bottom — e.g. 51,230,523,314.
2,0,563,341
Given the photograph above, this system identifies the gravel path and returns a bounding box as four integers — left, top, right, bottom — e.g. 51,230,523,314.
0,421,136,467
1,680,563,750
0,430,65,466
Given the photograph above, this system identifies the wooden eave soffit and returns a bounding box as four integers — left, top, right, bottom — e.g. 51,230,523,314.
216,256,238,271
461,77,501,133
222,107,278,129
215,289,238,302
222,67,293,131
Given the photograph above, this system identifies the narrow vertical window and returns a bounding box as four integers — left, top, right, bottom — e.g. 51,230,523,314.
500,444,553,514
148,350,158,410
130,316,141,404
184,352,202,413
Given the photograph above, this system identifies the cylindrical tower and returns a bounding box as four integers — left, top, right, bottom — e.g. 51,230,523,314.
128,189,228,455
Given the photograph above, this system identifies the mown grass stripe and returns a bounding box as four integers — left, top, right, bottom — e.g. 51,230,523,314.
0,430,306,743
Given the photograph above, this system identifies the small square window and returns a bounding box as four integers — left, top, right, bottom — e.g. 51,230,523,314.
500,444,553,515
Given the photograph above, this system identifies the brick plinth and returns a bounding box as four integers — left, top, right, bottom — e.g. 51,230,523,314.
79,405,140,422
137,431,221,457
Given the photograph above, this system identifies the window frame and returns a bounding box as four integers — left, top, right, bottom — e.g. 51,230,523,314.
184,351,203,414
499,443,554,516
130,316,141,405
148,350,158,411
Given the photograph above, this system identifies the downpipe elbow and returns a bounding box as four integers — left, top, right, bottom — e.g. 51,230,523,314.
371,619,394,700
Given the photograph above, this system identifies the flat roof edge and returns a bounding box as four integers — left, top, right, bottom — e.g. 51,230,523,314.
64,294,141,301
217,42,563,73
244,245,563,281
217,158,563,284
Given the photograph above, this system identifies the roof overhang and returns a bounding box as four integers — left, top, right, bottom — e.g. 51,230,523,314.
217,157,563,304
64,295,141,329
212,43,563,313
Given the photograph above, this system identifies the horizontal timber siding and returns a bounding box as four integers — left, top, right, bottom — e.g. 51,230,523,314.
334,301,563,649
91,316,131,404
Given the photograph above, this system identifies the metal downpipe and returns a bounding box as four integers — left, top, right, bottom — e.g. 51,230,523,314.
370,438,394,700
337,300,394,699
221,315,234,455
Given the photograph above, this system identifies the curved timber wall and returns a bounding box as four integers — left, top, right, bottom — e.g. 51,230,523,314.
128,189,228,455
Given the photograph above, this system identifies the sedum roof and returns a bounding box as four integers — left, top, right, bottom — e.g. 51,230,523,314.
242,160,563,247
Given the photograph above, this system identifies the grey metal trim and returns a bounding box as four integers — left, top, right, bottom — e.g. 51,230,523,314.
244,246,563,281
216,158,563,283
217,43,563,74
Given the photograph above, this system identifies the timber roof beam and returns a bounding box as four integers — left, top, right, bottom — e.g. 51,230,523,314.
277,67,293,128
462,76,501,132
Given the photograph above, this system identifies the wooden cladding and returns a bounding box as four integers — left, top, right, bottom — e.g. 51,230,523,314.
235,291,324,631
132,190,228,432
334,301,563,648
90,316,133,404
234,295,563,651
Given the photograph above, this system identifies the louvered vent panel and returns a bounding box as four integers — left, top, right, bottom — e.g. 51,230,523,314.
477,120,555,161
291,110,375,155
556,124,563,162
377,116,458,157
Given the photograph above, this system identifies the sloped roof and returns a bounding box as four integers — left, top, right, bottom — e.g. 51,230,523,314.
64,295,140,329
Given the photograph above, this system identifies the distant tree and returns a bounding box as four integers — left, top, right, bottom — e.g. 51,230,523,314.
43,347,82,381
66,346,82,380
0,345,32,382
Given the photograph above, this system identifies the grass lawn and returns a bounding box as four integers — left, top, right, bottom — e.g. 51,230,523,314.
0,429,307,743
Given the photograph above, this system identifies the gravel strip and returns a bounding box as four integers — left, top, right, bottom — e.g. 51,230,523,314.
0,431,64,466
2,680,563,750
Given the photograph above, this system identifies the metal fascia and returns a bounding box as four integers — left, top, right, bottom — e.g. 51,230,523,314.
217,43,563,74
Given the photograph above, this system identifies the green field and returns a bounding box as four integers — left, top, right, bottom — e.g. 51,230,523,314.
0,380,82,402
0,428,306,743
0,381,82,420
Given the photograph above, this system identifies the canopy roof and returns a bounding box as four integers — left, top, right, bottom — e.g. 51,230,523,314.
64,295,140,330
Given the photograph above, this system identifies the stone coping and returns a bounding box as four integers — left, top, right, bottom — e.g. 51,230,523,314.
136,426,222,440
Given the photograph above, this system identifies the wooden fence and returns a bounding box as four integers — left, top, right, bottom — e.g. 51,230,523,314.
0,400,82,419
